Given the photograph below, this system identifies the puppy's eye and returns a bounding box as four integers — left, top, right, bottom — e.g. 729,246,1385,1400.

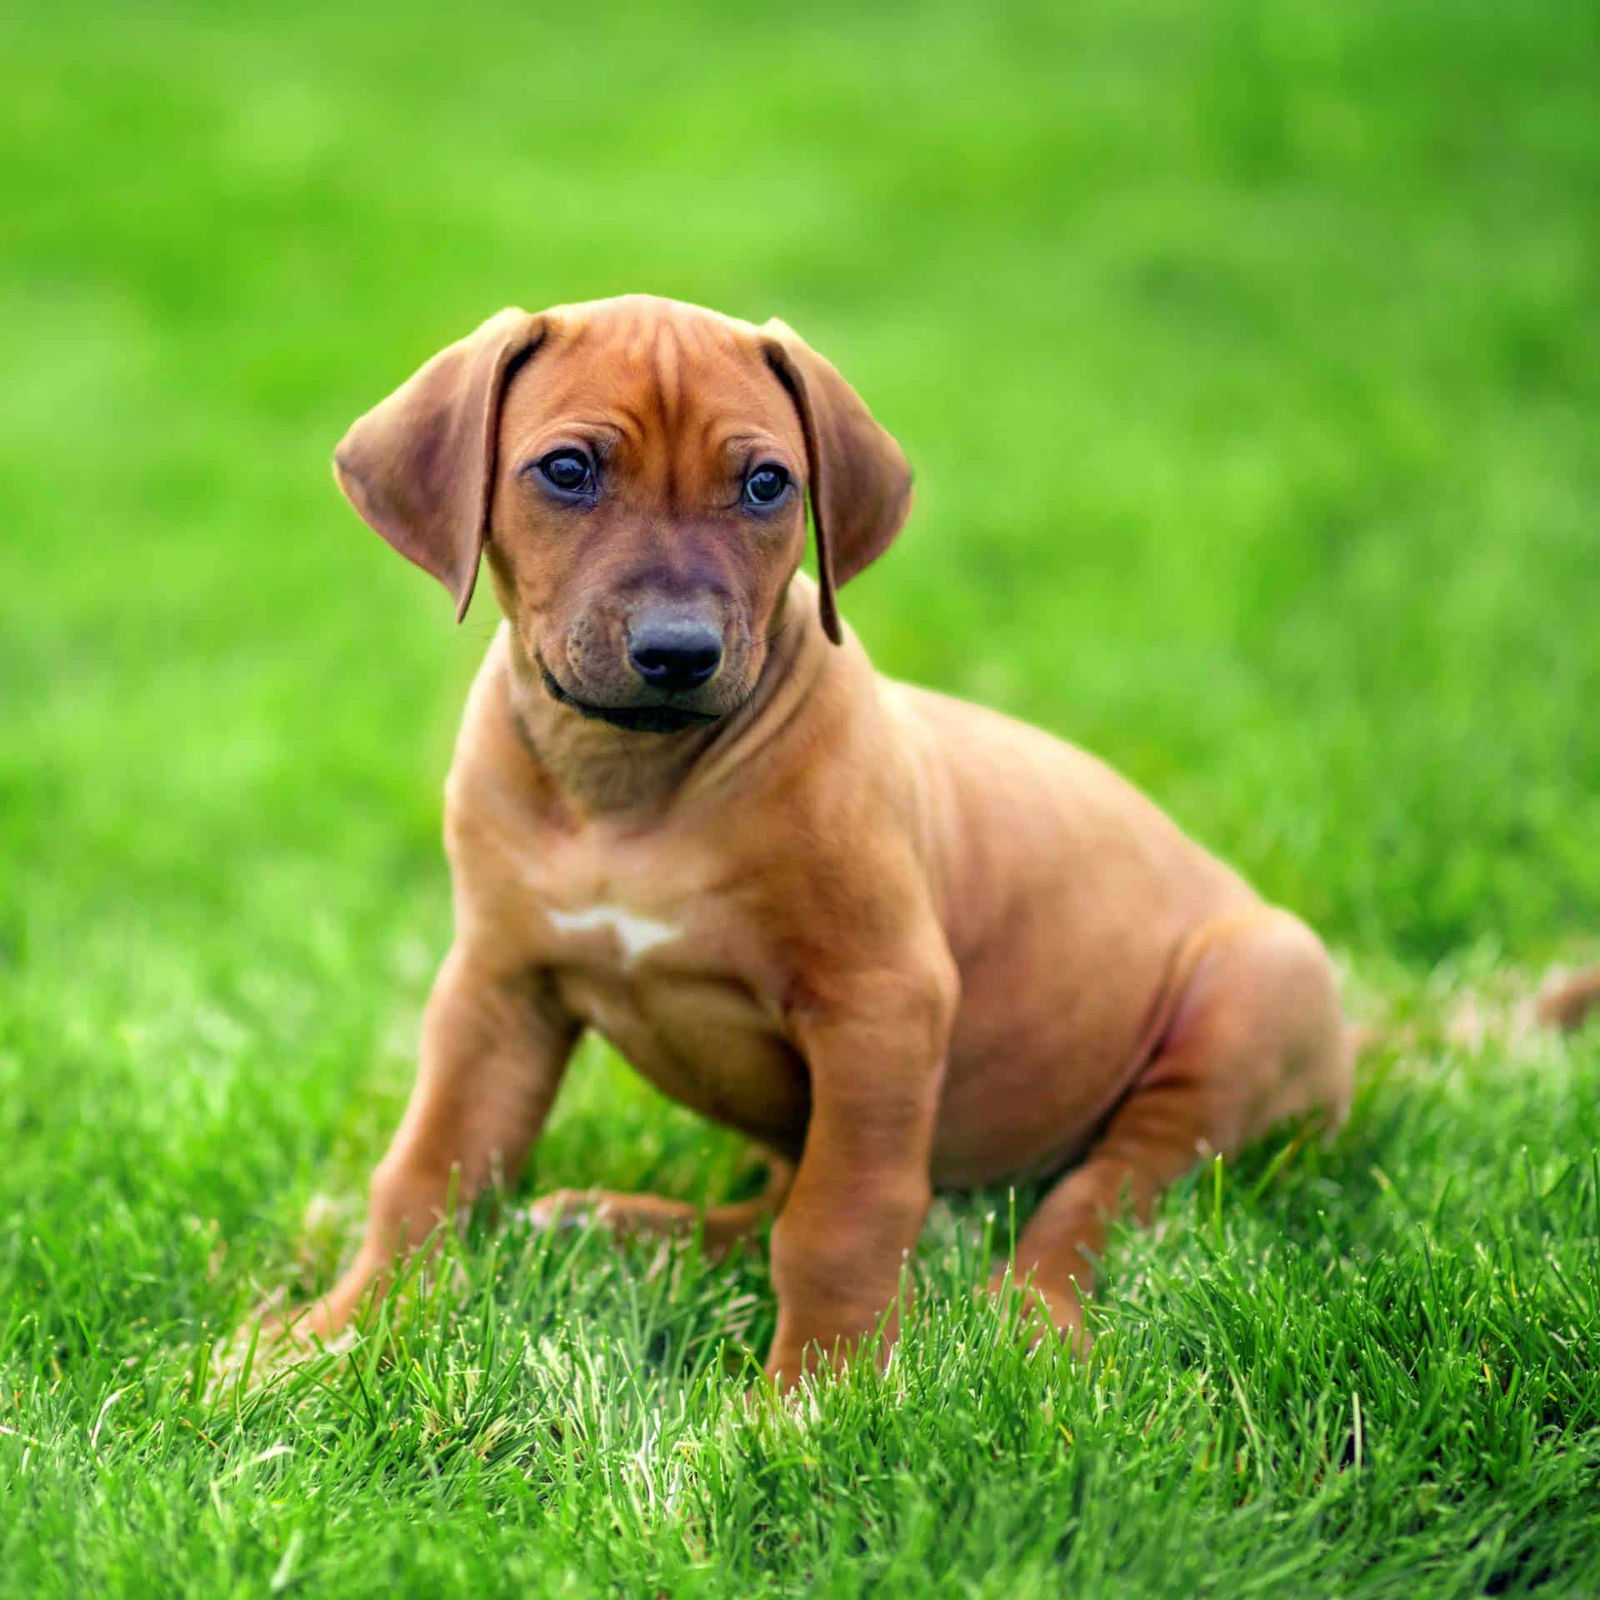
536,449,593,495
743,463,790,507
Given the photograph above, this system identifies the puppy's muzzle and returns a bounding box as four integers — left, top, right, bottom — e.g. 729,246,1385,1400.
627,613,723,694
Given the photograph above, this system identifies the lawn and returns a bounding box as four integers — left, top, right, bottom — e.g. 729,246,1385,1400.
2,0,1599,1594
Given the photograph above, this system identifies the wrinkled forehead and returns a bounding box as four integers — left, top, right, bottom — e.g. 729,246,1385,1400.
500,301,803,469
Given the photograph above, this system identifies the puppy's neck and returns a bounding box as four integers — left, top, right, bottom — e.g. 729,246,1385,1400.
503,596,826,820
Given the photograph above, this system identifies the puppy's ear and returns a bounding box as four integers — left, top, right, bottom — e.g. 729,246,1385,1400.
762,320,913,645
333,308,546,621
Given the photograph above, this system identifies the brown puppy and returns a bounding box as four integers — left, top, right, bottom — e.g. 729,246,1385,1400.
293,295,1353,1384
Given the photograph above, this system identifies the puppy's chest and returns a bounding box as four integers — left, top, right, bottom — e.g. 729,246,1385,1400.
517,834,722,979
513,836,808,1145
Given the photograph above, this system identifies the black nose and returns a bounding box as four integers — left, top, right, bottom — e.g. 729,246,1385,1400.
627,617,723,692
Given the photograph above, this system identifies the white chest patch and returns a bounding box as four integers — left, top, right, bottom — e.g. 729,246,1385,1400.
546,903,681,966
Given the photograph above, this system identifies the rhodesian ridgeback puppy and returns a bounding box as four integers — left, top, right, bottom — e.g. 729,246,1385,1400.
283,294,1355,1385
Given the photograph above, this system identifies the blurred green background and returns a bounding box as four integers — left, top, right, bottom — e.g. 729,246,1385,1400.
5,0,1598,972
2,2,1598,1594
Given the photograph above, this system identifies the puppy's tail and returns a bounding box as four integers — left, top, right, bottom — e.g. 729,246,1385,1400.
1348,963,1600,1058
1535,966,1600,1034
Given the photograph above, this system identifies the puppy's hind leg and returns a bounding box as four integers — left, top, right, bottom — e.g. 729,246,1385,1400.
525,1153,794,1257
989,908,1353,1347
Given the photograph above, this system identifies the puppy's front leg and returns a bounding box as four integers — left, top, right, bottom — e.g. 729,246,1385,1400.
284,945,578,1341
765,961,955,1387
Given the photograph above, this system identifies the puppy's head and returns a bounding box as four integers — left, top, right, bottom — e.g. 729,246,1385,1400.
333,295,912,733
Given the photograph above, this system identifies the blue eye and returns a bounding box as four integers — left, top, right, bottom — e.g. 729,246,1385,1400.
537,449,593,494
744,464,790,507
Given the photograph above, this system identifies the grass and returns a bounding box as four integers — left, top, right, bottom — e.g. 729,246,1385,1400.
2,0,1598,1593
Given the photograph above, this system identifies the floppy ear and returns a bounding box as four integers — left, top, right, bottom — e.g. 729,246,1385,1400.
762,321,914,645
333,308,546,621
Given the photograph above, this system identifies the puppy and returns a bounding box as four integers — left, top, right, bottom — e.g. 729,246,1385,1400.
286,295,1353,1384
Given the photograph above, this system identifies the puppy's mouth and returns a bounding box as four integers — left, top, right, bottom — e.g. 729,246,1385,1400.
537,656,722,735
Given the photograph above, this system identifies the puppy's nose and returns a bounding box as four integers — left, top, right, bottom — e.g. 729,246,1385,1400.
627,616,723,692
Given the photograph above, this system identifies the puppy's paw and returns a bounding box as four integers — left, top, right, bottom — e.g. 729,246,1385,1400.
257,1293,354,1350
521,1189,609,1233
986,1268,1094,1358
203,1293,356,1404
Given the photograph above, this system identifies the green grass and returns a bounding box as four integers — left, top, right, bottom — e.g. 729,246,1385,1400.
3,0,1599,1594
